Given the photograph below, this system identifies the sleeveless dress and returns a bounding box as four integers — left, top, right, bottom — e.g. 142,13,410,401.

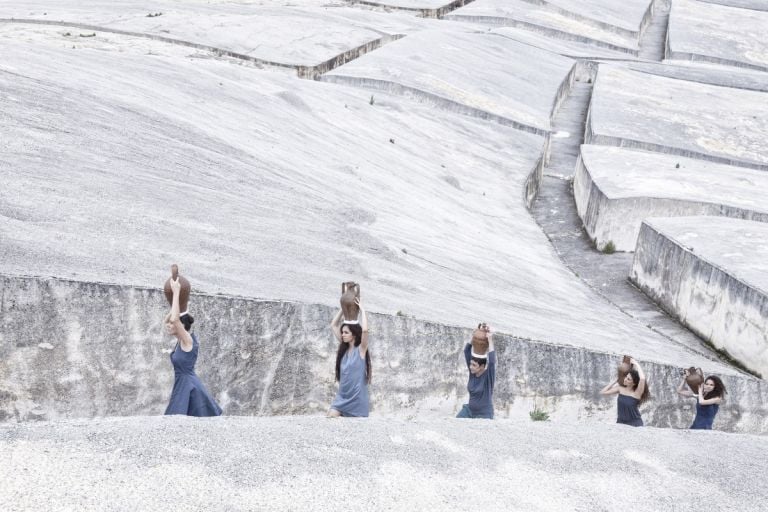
690,399,719,430
331,347,369,417
165,333,222,417
617,393,643,427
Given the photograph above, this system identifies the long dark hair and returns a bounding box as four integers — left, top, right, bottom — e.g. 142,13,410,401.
628,369,651,404
335,323,371,384
704,375,727,400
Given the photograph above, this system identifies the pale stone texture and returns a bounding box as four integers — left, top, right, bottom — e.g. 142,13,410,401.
445,0,642,53
2,276,766,432
1,416,767,512
586,65,768,170
0,0,434,69
668,0,768,71
631,217,768,378
323,27,576,133
573,145,768,251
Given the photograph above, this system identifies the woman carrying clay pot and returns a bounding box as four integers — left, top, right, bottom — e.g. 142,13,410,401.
163,277,222,417
677,372,726,430
456,324,496,419
328,298,371,417
600,357,649,427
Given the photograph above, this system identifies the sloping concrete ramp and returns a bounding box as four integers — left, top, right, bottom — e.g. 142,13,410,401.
631,217,768,378
668,0,768,71
1,416,767,511
573,145,768,252
586,65,768,170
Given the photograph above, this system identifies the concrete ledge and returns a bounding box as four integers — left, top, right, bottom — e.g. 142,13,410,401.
573,145,768,251
585,65,768,170
323,28,575,133
630,218,768,379
668,0,768,72
1,275,766,432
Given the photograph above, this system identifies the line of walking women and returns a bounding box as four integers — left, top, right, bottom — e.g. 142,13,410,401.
159,272,727,430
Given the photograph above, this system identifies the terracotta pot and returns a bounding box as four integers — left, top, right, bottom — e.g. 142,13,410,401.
340,282,360,322
617,355,632,385
163,264,191,313
471,323,489,356
685,367,704,394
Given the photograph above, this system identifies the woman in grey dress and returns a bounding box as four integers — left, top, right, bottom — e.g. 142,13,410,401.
327,298,371,417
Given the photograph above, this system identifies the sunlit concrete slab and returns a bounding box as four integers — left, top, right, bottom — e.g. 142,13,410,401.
444,0,639,53
586,65,768,170
628,61,768,93
574,145,768,252
492,26,635,60
668,0,768,71
698,0,768,11
323,27,576,133
0,32,730,374
0,0,432,71
632,217,768,378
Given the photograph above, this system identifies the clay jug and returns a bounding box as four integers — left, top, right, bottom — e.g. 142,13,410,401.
340,282,360,322
163,264,191,313
685,367,704,394
471,323,489,357
617,355,632,385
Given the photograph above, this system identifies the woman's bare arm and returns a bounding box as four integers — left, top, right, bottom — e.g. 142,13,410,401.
600,379,620,395
330,308,343,342
677,374,694,398
358,298,369,357
169,278,193,351
631,358,646,399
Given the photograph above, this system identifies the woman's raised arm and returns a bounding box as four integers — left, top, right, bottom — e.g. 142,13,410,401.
330,308,343,342
357,298,369,357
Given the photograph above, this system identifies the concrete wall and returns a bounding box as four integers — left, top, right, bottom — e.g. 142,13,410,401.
631,222,768,379
573,156,768,252
1,275,766,432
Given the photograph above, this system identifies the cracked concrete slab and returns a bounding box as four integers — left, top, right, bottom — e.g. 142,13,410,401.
668,0,768,71
586,65,768,169
323,27,576,132
445,0,641,52
574,145,768,252
632,217,768,378
0,0,434,68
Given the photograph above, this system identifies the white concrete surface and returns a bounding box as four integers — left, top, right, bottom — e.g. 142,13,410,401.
0,29,719,370
668,0,768,71
587,65,768,169
1,416,767,511
323,27,576,132
445,0,640,52
0,0,433,67
573,145,768,251
632,217,768,377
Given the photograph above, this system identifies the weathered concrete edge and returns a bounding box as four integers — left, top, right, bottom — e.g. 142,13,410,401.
1,274,766,432
630,221,768,378
442,14,639,55
583,71,768,171
319,74,550,134
666,49,768,74
347,0,475,19
573,149,768,251
0,18,404,79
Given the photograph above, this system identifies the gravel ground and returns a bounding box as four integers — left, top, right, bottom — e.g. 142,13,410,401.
1,415,766,511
